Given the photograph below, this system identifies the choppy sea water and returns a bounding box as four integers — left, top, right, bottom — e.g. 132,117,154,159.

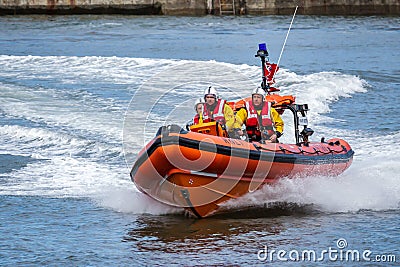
0,15,399,266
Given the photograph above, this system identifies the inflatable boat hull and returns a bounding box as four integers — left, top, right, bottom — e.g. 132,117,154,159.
131,126,353,218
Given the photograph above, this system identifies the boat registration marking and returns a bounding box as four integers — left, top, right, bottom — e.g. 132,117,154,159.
223,138,243,146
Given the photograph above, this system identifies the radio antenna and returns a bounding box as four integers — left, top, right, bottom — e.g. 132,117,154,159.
273,6,298,81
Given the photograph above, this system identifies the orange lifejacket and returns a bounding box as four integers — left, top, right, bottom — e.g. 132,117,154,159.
203,99,226,125
245,101,275,141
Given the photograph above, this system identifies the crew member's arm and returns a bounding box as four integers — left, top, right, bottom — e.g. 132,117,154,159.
234,107,247,128
232,108,248,135
198,113,203,124
223,104,236,131
271,107,284,136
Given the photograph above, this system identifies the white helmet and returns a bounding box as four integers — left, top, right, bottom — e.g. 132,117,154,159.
252,87,266,98
194,97,204,111
204,86,218,99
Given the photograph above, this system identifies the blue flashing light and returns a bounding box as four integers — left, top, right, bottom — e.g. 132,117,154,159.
258,43,267,51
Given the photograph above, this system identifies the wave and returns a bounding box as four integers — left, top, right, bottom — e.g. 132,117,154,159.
93,187,181,215
0,82,124,142
0,125,122,160
0,55,177,86
222,152,400,214
0,156,129,197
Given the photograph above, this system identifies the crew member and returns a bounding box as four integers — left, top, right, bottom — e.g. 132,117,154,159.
235,87,284,143
193,97,204,125
201,86,236,131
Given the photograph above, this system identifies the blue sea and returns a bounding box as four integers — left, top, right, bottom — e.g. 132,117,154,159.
0,15,399,266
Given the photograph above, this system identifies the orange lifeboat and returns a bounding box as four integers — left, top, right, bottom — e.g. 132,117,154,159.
131,120,354,218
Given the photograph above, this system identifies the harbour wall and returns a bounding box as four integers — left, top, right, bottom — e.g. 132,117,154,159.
0,0,399,15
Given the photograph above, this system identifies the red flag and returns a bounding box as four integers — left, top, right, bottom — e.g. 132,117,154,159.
264,63,279,85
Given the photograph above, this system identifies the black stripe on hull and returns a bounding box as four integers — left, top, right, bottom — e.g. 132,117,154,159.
130,134,354,180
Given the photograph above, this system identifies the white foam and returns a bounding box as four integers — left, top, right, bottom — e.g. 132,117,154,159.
0,154,180,215
0,55,177,85
276,70,368,122
0,125,122,160
0,85,124,142
223,149,400,213
0,156,128,196
93,188,181,215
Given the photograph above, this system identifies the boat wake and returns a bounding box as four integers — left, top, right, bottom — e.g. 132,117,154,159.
93,187,181,215
220,146,400,215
